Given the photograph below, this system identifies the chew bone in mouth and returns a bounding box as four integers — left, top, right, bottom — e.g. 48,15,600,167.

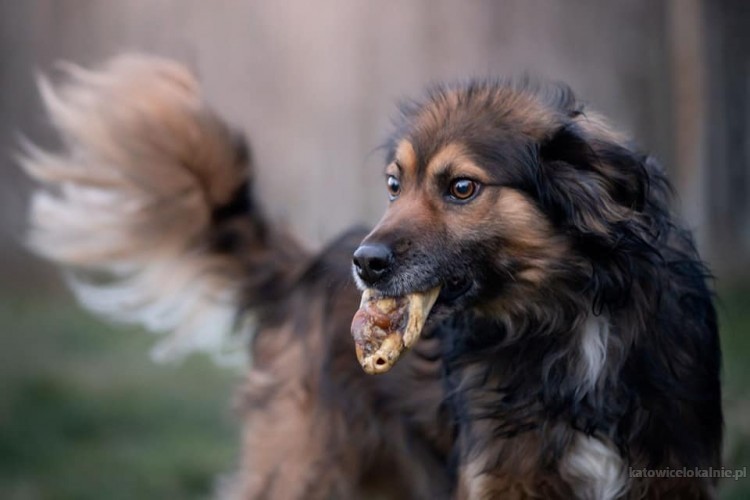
350,287,440,374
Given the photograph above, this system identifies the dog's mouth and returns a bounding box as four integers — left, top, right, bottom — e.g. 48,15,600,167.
350,275,473,375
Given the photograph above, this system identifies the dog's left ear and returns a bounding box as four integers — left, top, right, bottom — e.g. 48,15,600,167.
536,121,650,245
536,119,658,311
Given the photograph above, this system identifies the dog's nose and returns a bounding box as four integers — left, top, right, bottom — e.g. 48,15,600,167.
353,243,393,285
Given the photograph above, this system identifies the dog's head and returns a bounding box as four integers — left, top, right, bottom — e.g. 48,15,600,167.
353,80,660,330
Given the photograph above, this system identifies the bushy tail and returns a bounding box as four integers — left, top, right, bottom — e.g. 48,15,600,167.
21,54,304,363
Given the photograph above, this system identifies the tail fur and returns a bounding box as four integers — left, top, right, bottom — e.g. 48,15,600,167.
22,54,303,362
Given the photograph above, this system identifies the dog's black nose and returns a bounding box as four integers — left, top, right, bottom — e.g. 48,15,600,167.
353,243,393,285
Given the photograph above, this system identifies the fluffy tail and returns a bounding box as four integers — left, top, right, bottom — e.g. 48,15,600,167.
21,54,304,362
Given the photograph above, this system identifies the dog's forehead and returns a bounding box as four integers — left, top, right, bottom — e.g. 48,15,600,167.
390,93,491,176
389,85,561,179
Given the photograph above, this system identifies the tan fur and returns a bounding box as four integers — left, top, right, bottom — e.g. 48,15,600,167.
394,140,418,171
229,303,359,499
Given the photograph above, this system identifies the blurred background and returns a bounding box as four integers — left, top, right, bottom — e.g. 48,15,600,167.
0,1,748,498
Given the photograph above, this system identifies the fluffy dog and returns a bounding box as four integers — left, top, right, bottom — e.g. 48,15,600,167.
24,55,722,499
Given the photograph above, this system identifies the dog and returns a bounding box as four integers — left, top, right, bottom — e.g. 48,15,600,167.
23,55,722,499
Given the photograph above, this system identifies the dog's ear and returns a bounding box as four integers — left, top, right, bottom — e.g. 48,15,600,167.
535,121,659,311
536,121,652,243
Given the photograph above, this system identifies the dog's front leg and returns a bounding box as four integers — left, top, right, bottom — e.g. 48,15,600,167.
226,372,360,500
226,317,364,500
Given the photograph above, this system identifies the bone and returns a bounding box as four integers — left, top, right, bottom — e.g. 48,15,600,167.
351,287,440,374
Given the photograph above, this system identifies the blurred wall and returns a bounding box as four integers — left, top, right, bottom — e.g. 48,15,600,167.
0,0,746,290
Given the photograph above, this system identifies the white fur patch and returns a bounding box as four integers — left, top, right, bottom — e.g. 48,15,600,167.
560,433,627,500
578,313,609,391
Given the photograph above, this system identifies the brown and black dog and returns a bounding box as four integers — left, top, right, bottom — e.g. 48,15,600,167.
24,55,722,499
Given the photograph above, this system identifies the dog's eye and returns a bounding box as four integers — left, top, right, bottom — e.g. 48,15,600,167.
386,175,401,199
448,179,478,201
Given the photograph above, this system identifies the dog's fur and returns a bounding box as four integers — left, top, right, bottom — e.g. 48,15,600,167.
23,55,722,499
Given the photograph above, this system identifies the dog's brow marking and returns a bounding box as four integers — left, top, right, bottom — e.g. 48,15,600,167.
560,433,627,500
395,140,417,176
426,143,490,184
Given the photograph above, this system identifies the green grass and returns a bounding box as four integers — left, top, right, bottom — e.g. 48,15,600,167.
0,295,239,500
0,288,748,499
718,287,750,500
